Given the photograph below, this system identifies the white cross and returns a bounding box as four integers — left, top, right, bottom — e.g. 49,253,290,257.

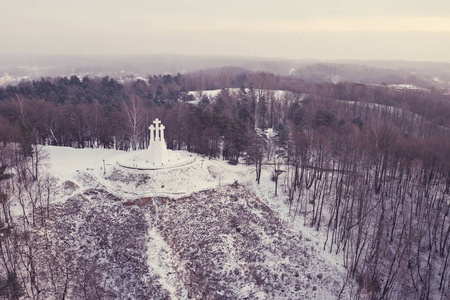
149,124,155,142
160,124,165,142
153,118,161,141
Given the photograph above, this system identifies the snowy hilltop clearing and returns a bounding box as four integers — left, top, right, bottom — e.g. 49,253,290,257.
186,88,293,104
6,145,355,299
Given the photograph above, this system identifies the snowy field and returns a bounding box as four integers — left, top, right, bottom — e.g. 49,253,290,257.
187,88,292,104
16,145,357,299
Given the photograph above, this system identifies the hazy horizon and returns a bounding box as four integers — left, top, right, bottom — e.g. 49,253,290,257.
1,0,449,63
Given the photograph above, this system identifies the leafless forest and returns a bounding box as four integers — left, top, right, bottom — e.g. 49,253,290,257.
0,69,450,299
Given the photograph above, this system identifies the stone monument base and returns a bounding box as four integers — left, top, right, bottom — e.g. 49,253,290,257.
117,149,196,170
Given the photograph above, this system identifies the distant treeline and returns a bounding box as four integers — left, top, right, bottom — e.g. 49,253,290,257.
0,71,448,154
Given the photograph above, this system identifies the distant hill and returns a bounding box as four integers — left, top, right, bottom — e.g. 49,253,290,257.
0,54,449,89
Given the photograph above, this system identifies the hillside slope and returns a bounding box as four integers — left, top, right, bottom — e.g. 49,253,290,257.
23,146,353,299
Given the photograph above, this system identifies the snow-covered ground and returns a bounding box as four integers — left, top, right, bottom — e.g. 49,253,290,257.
388,84,428,91
44,145,250,200
18,145,356,299
187,88,294,104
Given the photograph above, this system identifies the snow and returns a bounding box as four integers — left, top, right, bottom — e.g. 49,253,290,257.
44,146,247,200
29,145,356,298
44,146,125,182
253,165,346,269
388,84,428,91
117,149,195,170
187,89,228,101
146,226,188,299
187,88,294,104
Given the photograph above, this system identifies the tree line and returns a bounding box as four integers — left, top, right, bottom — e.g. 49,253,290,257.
0,69,449,298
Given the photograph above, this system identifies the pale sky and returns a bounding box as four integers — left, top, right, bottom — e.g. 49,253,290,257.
1,0,449,61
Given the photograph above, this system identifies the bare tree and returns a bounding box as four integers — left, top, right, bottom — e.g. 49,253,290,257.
123,95,145,150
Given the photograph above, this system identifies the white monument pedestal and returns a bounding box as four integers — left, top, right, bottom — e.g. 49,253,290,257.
117,118,196,170
147,118,169,165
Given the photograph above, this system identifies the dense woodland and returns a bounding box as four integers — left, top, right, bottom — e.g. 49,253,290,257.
1,69,450,299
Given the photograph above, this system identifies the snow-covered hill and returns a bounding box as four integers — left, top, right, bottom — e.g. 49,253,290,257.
9,145,355,299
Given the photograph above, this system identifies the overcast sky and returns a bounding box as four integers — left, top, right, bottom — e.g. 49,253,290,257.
1,0,449,62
